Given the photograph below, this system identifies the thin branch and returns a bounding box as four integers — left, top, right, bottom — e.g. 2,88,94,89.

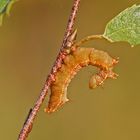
73,34,103,47
18,0,81,140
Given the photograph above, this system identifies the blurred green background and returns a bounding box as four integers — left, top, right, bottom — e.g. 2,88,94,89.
0,0,140,139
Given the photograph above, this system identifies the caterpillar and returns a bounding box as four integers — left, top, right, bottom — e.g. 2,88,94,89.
0,0,17,25
44,45,118,113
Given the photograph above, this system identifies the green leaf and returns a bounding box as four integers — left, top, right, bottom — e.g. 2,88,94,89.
0,0,17,26
103,4,140,47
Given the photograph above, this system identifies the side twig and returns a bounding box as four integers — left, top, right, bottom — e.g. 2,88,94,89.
73,34,103,47
18,0,81,140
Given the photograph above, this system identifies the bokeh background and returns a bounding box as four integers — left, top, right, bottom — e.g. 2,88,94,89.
0,0,140,139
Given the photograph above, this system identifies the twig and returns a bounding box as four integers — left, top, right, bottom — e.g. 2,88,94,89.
73,34,103,47
18,0,81,140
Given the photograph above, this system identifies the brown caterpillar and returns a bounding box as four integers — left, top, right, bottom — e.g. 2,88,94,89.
44,47,118,113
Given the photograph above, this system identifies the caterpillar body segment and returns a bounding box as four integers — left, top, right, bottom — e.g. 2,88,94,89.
45,47,118,113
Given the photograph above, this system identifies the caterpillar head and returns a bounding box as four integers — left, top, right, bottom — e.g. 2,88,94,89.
89,69,118,89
